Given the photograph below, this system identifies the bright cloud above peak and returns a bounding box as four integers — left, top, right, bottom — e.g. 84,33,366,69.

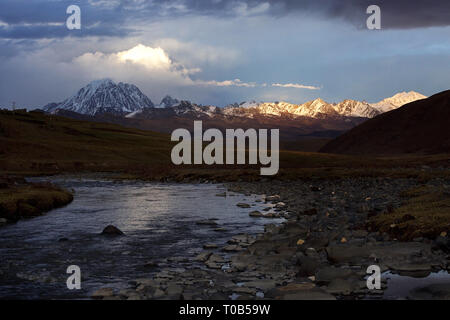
71,44,319,92
117,44,172,70
73,44,200,83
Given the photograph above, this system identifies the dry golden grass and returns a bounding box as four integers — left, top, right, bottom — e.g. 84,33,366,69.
0,183,73,221
0,109,172,174
368,185,450,240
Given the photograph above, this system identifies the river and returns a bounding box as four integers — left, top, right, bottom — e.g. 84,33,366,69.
0,176,284,299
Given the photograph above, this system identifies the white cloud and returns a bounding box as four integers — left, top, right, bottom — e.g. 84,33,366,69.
233,2,271,16
272,83,321,90
117,44,173,69
152,38,240,67
88,0,121,9
72,44,255,90
199,79,257,88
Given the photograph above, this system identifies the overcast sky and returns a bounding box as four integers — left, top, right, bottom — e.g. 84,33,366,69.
0,0,449,108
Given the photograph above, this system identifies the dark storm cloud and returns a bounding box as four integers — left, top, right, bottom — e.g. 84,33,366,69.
264,0,450,29
148,0,450,29
0,24,133,39
0,0,448,40
0,0,136,39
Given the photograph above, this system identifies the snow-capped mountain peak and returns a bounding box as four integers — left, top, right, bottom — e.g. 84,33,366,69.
42,80,427,121
157,95,180,108
372,91,427,113
333,99,380,118
44,79,154,116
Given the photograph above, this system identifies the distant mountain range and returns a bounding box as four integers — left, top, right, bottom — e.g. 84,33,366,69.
43,79,426,120
41,79,428,147
321,90,450,155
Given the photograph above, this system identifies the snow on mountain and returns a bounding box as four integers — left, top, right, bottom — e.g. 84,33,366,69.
224,98,369,119
224,92,426,120
172,101,219,117
333,100,380,118
157,95,180,108
372,91,427,113
42,79,426,121
44,79,154,116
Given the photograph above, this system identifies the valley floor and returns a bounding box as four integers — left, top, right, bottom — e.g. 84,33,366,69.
96,177,450,300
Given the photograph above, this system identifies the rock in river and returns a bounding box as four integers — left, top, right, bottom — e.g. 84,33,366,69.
249,211,263,217
196,219,218,226
101,225,124,236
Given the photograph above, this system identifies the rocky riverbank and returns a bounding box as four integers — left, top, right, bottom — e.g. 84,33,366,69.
0,176,74,225
93,177,450,300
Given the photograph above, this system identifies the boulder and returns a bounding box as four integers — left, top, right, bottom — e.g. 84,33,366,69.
433,236,450,253
101,225,124,236
296,256,321,277
249,211,263,217
315,267,355,284
299,208,318,217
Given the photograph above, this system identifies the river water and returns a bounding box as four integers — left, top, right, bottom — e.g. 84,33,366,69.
0,176,283,299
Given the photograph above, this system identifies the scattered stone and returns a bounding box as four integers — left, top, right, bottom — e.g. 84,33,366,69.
315,267,355,284
434,236,450,253
203,243,219,249
263,212,280,219
244,280,277,291
274,202,286,209
223,245,241,252
352,230,368,238
237,203,251,208
299,208,318,216
144,261,159,268
249,211,263,217
92,288,114,299
297,255,321,277
166,284,183,298
325,278,362,295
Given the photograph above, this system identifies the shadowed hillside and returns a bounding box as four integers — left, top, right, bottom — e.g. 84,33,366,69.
0,109,172,173
1,109,450,181
320,90,450,155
